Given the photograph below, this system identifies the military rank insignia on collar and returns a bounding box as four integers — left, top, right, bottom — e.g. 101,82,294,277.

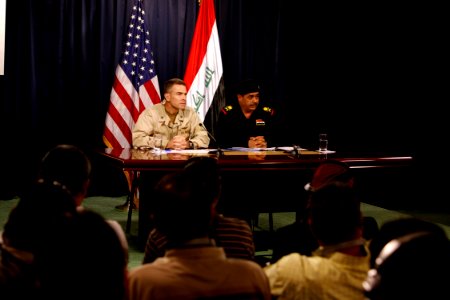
256,119,265,126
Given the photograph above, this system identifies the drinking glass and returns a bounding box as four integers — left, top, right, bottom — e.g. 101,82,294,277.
319,133,328,152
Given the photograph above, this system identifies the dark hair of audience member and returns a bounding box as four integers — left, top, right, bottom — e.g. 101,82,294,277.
38,144,92,198
2,180,77,252
0,180,77,299
183,156,221,200
150,171,212,246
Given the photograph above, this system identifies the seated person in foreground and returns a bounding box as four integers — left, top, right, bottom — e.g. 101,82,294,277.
0,181,128,300
216,79,283,148
132,78,209,149
363,221,450,300
264,182,370,300
271,160,379,262
143,156,255,263
35,209,128,300
366,216,448,268
38,144,128,257
0,181,78,298
128,170,271,300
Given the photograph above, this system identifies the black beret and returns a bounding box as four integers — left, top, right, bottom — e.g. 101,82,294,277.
235,79,260,95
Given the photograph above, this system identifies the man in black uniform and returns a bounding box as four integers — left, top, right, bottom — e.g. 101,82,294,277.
216,79,276,148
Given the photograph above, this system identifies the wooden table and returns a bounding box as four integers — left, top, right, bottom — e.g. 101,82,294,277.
95,148,414,247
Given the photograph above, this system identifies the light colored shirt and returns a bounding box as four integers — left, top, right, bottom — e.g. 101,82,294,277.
264,248,370,300
132,103,209,149
129,246,271,300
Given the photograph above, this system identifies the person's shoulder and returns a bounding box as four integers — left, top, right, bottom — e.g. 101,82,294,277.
265,252,306,272
145,102,162,110
142,103,163,115
183,106,196,113
128,262,155,278
215,216,252,235
183,106,201,117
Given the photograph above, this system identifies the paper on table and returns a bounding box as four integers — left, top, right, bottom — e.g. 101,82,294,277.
316,150,336,154
226,147,277,151
162,149,212,154
276,146,307,151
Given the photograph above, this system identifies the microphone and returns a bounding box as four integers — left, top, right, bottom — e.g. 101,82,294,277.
291,144,301,158
199,123,223,156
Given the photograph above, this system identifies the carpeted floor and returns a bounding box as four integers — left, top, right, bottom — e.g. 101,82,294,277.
1,195,449,269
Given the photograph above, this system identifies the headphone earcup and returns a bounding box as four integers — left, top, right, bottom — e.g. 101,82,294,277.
362,268,382,299
363,231,450,300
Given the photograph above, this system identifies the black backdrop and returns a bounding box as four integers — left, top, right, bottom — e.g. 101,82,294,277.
0,1,435,198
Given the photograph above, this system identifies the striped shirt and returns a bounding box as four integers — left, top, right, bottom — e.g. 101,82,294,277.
143,214,255,264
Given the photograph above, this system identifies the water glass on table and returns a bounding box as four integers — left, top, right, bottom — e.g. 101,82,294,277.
319,133,328,152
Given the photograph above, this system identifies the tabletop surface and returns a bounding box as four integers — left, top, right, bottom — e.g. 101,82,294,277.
95,147,414,170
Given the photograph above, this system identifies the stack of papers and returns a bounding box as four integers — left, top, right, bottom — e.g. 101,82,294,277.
276,146,307,151
225,146,307,152
162,149,211,154
316,150,336,154
226,147,276,151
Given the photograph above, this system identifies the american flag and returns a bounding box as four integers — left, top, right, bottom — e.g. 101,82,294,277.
103,0,161,148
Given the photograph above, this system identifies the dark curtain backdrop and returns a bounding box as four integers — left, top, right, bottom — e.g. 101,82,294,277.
0,0,428,197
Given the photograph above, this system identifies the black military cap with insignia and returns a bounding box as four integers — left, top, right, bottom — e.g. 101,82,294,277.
235,79,260,95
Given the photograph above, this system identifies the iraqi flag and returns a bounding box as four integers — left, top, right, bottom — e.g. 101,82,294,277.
184,0,224,137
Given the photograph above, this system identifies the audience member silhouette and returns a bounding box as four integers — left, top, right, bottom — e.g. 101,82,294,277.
38,144,92,206
36,209,128,300
363,222,450,300
265,182,370,299
143,156,255,263
129,170,271,299
1,180,129,300
38,144,128,256
0,180,78,298
367,217,447,268
271,160,378,263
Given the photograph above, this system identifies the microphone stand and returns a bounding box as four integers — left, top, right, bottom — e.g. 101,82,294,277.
292,144,300,158
199,123,223,156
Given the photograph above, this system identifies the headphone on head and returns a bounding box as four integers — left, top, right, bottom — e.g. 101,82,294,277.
363,231,450,300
